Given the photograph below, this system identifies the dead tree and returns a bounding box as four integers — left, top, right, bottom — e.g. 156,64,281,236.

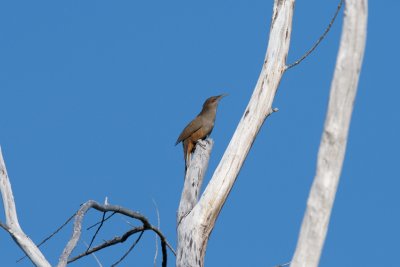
177,0,367,266
177,0,295,265
0,0,367,266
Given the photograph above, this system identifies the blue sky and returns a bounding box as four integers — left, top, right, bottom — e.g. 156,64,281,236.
0,1,398,266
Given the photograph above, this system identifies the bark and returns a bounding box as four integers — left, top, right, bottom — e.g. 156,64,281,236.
290,1,368,266
0,147,51,267
177,139,213,225
176,0,295,266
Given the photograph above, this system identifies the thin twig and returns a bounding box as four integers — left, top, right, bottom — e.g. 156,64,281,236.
286,0,343,70
150,223,176,256
119,214,139,227
274,262,290,267
87,211,116,230
152,199,161,267
83,241,103,267
165,240,176,257
87,212,107,252
37,213,76,247
16,213,76,263
111,230,145,267
68,226,145,263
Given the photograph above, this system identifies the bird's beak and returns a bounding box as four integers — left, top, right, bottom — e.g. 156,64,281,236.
217,94,228,101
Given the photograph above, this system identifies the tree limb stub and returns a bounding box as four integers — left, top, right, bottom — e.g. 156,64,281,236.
177,139,213,225
177,139,213,266
290,1,368,266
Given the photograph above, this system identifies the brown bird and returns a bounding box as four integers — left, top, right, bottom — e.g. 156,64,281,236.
175,94,226,170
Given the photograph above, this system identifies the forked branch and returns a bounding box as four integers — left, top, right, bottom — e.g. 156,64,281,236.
0,147,174,267
59,200,175,267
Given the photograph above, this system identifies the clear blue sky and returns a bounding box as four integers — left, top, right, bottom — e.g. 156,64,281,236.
0,1,398,266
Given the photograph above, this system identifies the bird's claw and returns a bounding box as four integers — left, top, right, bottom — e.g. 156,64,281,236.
196,140,207,149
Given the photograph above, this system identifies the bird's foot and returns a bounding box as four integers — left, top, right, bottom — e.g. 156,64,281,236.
196,139,208,149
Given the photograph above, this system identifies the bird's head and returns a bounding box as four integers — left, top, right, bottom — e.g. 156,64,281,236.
203,94,227,109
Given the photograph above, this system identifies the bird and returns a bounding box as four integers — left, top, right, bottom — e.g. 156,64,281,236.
175,94,226,170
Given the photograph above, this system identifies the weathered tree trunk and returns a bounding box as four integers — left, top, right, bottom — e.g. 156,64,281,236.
176,0,295,266
290,1,368,267
177,139,213,266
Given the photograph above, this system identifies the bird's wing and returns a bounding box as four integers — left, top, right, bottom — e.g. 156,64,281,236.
175,117,202,145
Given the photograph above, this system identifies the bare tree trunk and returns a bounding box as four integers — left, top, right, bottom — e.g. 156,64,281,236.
290,1,368,267
176,0,295,266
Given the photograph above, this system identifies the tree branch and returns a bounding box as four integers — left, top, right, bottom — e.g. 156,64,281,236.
0,146,51,267
58,200,173,267
290,0,368,266
196,0,294,227
111,230,145,267
152,198,161,267
82,240,104,267
17,212,76,263
86,212,107,252
68,227,145,264
87,211,116,230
